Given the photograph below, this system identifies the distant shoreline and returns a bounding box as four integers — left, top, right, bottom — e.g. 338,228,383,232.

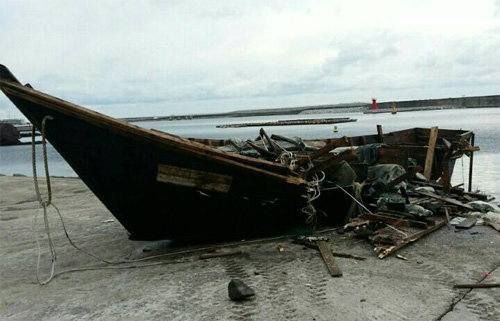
122,94,500,123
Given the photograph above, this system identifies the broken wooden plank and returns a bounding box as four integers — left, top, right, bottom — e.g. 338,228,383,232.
316,240,343,277
331,252,367,261
454,283,500,289
486,221,500,232
296,136,350,166
424,126,438,181
259,128,285,154
199,250,242,260
344,219,370,231
305,150,355,177
411,181,490,201
157,164,232,193
444,207,451,229
415,190,475,211
300,240,367,261
361,213,428,229
245,140,275,158
377,218,447,259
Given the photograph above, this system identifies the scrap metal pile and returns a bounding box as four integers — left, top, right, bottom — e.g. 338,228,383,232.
218,126,499,260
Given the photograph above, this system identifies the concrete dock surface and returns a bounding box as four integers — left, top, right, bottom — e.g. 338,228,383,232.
1,176,499,321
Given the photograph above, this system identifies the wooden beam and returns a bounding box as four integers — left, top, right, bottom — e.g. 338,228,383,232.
424,126,438,181
296,136,350,166
415,190,475,211
316,240,343,277
305,150,355,178
377,218,447,259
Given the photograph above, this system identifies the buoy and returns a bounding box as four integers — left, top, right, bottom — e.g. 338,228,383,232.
391,102,397,114
333,125,338,133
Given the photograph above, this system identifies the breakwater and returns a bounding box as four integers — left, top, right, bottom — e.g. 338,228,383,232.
216,117,356,128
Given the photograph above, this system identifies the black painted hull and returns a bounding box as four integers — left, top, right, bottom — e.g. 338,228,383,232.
1,66,341,241
1,65,472,241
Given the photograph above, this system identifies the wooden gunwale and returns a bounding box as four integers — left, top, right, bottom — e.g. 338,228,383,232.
0,80,304,185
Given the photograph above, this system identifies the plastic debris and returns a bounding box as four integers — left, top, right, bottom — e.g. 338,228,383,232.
466,201,500,213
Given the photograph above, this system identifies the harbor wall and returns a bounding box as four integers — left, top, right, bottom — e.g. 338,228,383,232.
374,95,500,110
126,94,500,122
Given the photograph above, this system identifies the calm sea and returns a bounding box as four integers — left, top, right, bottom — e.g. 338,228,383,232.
1,108,499,199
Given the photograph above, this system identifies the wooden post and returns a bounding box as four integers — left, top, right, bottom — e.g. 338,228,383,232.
424,127,438,181
468,133,475,192
442,155,451,193
376,125,383,143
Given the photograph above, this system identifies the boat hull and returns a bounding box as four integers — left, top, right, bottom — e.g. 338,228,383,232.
0,65,473,241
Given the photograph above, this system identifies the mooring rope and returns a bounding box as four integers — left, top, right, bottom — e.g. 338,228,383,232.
32,116,57,285
29,119,341,284
31,117,162,284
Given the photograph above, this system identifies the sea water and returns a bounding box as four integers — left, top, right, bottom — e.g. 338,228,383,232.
1,108,499,199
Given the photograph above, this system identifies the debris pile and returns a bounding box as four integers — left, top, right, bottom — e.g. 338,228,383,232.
220,125,498,262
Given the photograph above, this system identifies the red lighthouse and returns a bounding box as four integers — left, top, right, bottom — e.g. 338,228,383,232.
371,98,378,110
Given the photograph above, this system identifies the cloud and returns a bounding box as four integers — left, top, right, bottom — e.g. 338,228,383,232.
0,0,499,118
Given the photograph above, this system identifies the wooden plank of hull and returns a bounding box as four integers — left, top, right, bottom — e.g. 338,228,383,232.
157,164,232,193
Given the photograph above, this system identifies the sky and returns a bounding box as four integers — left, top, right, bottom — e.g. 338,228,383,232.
0,0,499,119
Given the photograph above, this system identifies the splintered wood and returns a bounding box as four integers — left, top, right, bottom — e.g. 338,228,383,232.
372,217,447,259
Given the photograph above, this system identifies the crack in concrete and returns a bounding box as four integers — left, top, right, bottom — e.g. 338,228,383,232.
434,262,500,321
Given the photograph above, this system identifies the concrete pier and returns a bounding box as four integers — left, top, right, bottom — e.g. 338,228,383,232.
1,176,499,320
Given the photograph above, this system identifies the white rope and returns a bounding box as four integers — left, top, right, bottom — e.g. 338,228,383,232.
275,151,297,170
301,171,325,224
32,116,59,285
334,183,407,236
334,183,373,215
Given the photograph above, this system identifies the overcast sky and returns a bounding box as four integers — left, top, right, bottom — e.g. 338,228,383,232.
0,0,499,118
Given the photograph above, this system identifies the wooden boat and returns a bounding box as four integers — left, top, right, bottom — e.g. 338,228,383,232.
0,65,476,241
